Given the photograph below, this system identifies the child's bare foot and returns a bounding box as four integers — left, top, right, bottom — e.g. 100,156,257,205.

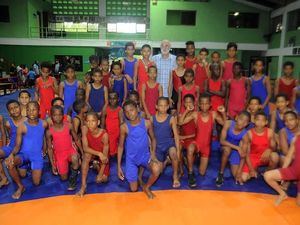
12,186,25,199
0,178,9,188
173,179,181,188
142,185,155,199
76,186,86,197
275,193,288,206
96,174,108,184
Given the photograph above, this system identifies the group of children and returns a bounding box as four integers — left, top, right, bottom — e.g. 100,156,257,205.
0,41,300,206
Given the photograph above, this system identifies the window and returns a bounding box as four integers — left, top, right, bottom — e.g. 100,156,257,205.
48,22,98,32
287,9,300,31
228,12,259,29
0,5,9,22
107,23,146,33
166,10,196,26
271,15,282,33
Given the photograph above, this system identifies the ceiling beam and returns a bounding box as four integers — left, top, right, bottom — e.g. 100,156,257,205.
233,0,273,11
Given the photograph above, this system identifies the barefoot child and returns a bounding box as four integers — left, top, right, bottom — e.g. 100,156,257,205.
117,100,161,199
240,111,278,183
101,92,123,156
152,97,180,188
270,94,290,133
18,90,31,117
100,58,111,88
110,61,128,106
216,111,250,187
76,112,109,197
246,96,261,130
121,42,137,91
46,105,81,190
291,83,300,114
177,69,200,113
0,100,26,188
59,64,83,115
142,66,163,118
222,42,238,81
67,88,86,118
5,101,48,199
185,41,197,69
192,48,209,93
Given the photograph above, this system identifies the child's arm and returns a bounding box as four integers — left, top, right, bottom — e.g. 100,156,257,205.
98,132,109,178
45,129,57,175
72,117,80,136
6,123,26,164
81,126,106,158
213,106,226,126
279,128,289,155
243,131,256,175
145,119,158,162
58,81,64,98
117,124,127,180
177,87,182,111
220,120,241,151
53,77,59,95
123,78,128,104
158,84,163,97
291,87,297,110
103,86,109,111
0,116,6,146
168,71,173,103
246,78,251,102
133,61,138,91
274,78,279,98
179,111,197,126
261,129,276,163
34,79,40,101
262,76,272,109
225,80,230,111
204,79,209,94
195,86,200,111
100,106,107,129
69,123,83,155
208,81,226,97
170,116,180,157
141,83,151,119
85,84,91,103
282,136,297,168
269,111,277,131
118,108,124,125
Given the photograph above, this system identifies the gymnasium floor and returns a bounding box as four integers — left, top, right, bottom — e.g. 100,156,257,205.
0,90,299,225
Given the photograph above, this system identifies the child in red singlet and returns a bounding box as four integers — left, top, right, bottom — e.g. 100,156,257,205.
208,51,223,76
239,111,278,184
274,61,297,103
204,62,225,111
226,62,249,119
46,106,81,190
35,62,58,119
178,94,197,187
185,41,197,69
168,54,185,110
142,66,163,118
101,92,123,156
177,69,200,113
76,112,109,197
134,44,155,95
222,42,238,81
100,58,111,88
192,48,209,93
180,94,226,179
264,133,300,206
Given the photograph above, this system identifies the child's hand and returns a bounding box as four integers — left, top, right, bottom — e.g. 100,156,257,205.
217,105,226,113
125,74,133,84
52,166,58,175
5,154,14,167
261,149,271,163
98,153,108,164
118,167,125,181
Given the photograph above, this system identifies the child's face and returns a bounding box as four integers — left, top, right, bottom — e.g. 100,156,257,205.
109,93,118,106
254,115,267,129
93,72,103,83
186,44,195,56
101,60,109,72
112,65,122,76
176,57,185,67
129,94,139,105
41,67,50,79
227,47,237,58
211,65,221,78
90,60,99,69
26,103,39,120
211,53,220,63
233,65,242,76
8,103,21,118
65,68,75,80
184,97,194,111
184,72,194,84
284,114,298,130
141,47,151,59
19,93,30,106
53,100,64,108
156,100,169,114
248,100,260,114
199,51,208,61
51,109,63,124
86,114,99,130
125,46,135,57
283,65,293,76
236,114,250,130
148,68,157,80
276,97,288,111
75,90,85,101
254,61,264,73
124,104,138,121
199,98,211,112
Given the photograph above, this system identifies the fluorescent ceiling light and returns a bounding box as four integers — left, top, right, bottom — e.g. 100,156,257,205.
117,23,136,33
136,24,146,33
107,23,117,32
234,12,239,16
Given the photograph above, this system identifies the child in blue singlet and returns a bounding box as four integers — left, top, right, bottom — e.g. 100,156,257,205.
216,111,250,187
291,85,300,114
152,97,180,188
67,88,86,118
59,64,83,115
86,68,108,115
270,94,290,132
5,101,48,199
110,61,127,106
117,100,161,199
122,42,137,91
250,59,271,116
0,100,26,188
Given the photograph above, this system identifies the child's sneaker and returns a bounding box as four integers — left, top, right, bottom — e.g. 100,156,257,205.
188,172,197,188
215,172,224,187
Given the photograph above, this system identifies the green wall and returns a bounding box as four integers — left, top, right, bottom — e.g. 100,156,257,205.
285,30,300,47
268,33,281,49
268,56,279,79
150,0,270,43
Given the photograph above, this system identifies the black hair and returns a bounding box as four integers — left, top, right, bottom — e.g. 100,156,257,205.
101,57,109,63
253,58,265,66
283,61,294,69
141,44,151,50
254,110,267,119
111,60,122,71
40,61,51,70
89,55,99,64
125,42,135,49
211,51,221,57
185,41,195,46
73,100,87,114
184,68,195,77
157,96,169,105
108,91,119,98
92,68,102,76
248,96,262,105
199,48,209,55
199,93,211,102
64,64,75,71
284,110,297,119
51,105,63,115
227,42,238,51
239,110,251,120
128,90,139,100
275,93,288,102
233,61,243,69
19,90,31,98
51,97,64,106
148,65,157,73
6,99,20,110
123,100,137,109
28,101,40,110
86,111,99,120
176,54,185,60
183,94,195,102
